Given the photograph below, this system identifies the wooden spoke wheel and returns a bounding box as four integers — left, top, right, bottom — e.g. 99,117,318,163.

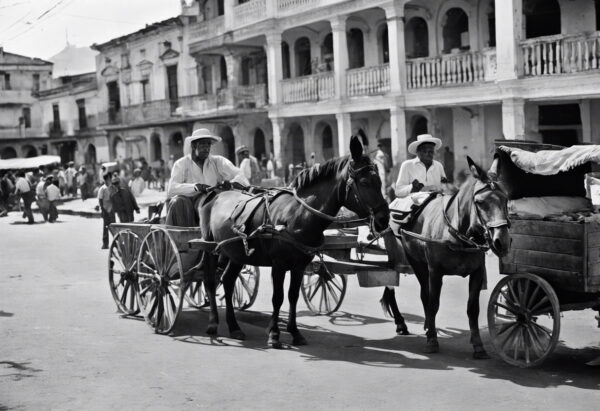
232,265,260,311
136,228,185,334
301,262,347,315
185,280,209,309
488,273,561,368
108,230,140,316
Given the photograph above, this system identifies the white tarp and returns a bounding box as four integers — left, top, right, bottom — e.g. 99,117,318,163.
0,155,62,170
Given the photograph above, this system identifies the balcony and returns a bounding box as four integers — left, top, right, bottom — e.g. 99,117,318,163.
406,49,496,89
281,72,335,103
277,0,322,15
521,32,600,77
47,122,67,138
188,16,225,42
98,109,122,126
233,0,267,28
346,64,390,97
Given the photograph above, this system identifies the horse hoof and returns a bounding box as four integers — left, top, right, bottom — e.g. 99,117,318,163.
473,350,490,360
396,326,411,336
424,341,439,354
230,329,246,340
206,324,218,335
268,340,284,349
292,335,308,346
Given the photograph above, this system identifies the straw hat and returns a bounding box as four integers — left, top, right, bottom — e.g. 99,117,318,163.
408,134,442,155
183,128,222,156
235,145,249,156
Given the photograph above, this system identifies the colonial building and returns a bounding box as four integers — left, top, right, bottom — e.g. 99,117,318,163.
0,47,53,160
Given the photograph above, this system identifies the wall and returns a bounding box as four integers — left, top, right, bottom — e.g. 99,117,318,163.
559,0,596,34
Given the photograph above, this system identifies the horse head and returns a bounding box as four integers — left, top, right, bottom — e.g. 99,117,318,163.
467,156,511,257
342,136,390,232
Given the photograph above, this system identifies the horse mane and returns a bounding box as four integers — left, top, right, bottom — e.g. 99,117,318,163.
289,156,350,190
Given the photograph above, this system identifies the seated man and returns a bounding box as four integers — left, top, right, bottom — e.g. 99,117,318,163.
166,128,249,226
390,134,447,212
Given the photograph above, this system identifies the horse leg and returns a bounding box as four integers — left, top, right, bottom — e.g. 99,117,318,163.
221,261,246,340
424,270,443,354
411,262,430,331
267,265,286,349
287,268,307,346
203,253,220,336
380,287,410,335
468,267,490,359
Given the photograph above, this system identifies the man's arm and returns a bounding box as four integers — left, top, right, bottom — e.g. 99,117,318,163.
167,159,197,198
216,156,250,186
240,158,252,180
394,162,414,198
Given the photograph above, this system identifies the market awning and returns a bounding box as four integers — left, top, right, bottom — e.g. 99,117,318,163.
0,155,62,170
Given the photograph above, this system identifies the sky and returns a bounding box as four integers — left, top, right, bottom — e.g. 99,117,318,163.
0,0,181,59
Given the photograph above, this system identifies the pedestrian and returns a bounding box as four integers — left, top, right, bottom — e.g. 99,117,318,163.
98,173,116,249
129,168,145,197
110,176,140,223
14,171,34,224
77,167,89,200
45,176,60,223
65,161,77,197
373,142,389,198
158,159,168,191
266,153,275,179
35,176,49,222
236,145,261,185
57,166,67,196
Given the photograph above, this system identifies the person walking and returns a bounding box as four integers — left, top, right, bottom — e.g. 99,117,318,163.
98,173,116,249
35,176,49,222
45,176,61,223
110,176,140,223
129,168,145,197
14,171,34,224
236,145,261,185
65,161,77,197
77,167,89,200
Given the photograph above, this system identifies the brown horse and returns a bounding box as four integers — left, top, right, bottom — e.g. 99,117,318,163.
381,156,511,358
200,136,389,348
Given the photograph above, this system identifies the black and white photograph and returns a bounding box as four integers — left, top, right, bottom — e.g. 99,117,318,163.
1,0,599,409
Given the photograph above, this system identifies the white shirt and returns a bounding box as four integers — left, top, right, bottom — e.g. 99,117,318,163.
395,157,446,198
239,158,252,180
129,177,145,197
36,181,46,198
167,154,249,198
15,177,30,194
46,184,61,201
65,167,76,186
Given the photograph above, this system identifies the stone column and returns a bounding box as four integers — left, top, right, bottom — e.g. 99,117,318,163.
265,32,283,105
336,113,352,156
270,117,285,169
224,53,241,87
502,98,526,140
390,106,407,165
495,0,523,81
331,15,349,99
384,1,407,94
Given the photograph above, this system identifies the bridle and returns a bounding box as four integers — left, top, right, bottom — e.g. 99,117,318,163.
442,179,510,251
292,160,389,236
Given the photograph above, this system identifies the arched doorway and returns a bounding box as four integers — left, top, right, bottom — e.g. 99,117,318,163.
23,145,38,158
219,56,228,88
524,0,561,39
85,144,97,166
405,17,429,58
1,146,17,159
347,28,365,69
321,124,334,161
169,132,184,160
282,42,291,79
151,133,162,161
442,8,469,53
113,136,125,160
288,122,305,165
379,25,389,63
58,143,76,164
253,128,266,161
129,138,147,161
321,33,333,71
213,125,235,163
295,37,312,76
410,116,428,157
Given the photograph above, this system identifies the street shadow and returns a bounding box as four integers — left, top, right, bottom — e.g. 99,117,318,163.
9,221,44,225
0,361,42,381
0,311,14,317
170,306,599,391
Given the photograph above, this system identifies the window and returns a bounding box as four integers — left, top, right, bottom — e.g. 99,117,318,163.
121,53,130,69
141,77,150,102
52,103,60,130
33,74,40,92
22,107,31,128
76,99,87,129
1,72,10,90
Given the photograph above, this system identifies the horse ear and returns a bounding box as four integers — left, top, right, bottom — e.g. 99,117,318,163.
467,156,488,181
350,135,363,161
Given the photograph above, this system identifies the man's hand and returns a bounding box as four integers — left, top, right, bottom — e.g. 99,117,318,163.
411,179,424,193
135,209,140,214
194,183,209,193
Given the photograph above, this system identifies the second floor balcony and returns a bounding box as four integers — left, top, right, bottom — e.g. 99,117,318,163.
281,72,334,104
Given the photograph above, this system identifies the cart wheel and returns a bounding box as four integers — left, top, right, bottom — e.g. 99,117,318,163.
136,228,185,334
185,280,208,309
301,262,347,315
233,266,260,311
488,273,561,367
108,230,140,315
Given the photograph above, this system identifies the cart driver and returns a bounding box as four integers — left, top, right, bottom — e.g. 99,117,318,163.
166,128,249,226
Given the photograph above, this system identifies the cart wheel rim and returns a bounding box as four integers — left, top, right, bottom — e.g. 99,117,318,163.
136,228,185,334
232,266,260,311
487,273,561,368
108,230,140,315
185,279,209,309
301,266,347,315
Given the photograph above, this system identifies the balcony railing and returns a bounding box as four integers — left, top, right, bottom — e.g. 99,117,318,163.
277,0,321,14
346,64,390,97
233,0,267,28
406,50,496,89
281,72,335,103
189,16,225,41
521,32,600,77
98,109,122,126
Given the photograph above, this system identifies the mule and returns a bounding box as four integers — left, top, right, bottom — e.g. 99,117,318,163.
199,136,389,347
381,156,510,358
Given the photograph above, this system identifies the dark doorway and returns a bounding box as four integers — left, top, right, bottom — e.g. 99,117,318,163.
347,29,365,69
254,128,266,160
442,8,469,53
539,104,581,146
295,37,312,76
405,17,429,58
167,65,178,111
524,0,561,39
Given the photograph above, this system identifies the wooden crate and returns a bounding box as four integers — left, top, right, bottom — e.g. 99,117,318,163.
500,218,600,293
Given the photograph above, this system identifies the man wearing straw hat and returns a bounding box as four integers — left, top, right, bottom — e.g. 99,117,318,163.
166,128,249,226
390,134,447,211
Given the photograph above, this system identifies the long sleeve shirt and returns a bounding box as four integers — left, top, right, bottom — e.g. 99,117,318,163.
395,158,446,198
167,154,249,198
15,177,31,194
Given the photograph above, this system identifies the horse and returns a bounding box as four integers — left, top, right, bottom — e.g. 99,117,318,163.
381,156,511,358
199,136,389,348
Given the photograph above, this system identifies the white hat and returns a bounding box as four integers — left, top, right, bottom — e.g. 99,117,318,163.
183,128,222,156
408,134,442,155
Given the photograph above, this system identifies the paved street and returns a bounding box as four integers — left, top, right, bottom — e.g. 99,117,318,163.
0,213,598,411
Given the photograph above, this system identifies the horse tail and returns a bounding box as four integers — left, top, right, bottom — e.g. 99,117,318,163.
379,287,395,318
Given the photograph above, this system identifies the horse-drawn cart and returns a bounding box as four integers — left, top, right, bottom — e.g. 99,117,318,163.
487,142,600,367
